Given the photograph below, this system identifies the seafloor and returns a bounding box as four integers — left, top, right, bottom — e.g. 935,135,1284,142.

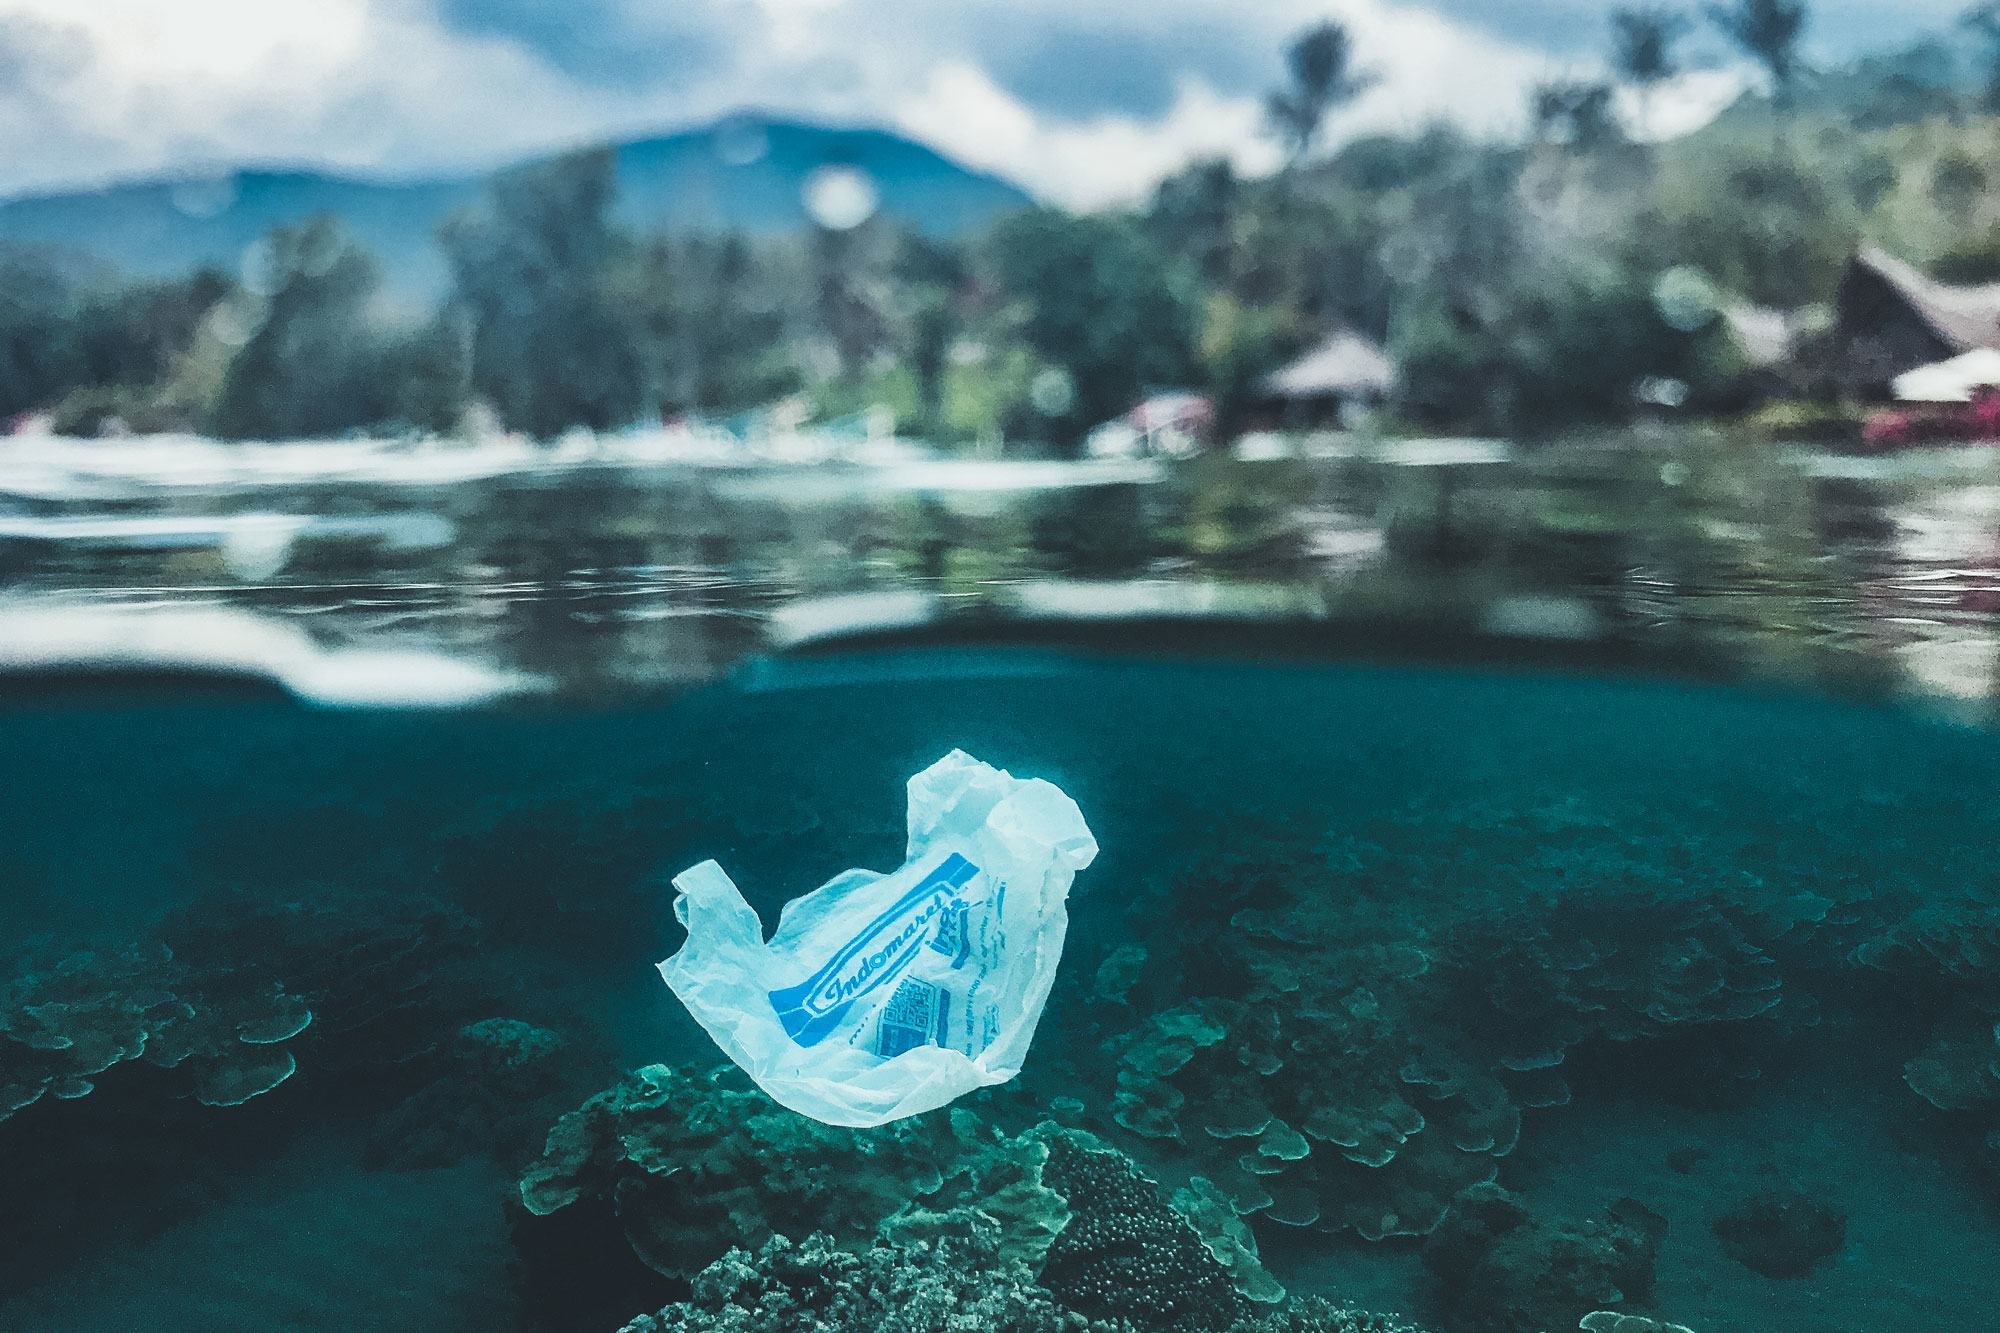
4,652,1999,1332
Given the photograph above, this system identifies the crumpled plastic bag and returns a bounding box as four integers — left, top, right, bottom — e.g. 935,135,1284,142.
658,749,1097,1127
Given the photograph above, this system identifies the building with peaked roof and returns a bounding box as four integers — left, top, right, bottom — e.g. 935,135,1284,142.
1255,329,1397,429
1830,247,2000,398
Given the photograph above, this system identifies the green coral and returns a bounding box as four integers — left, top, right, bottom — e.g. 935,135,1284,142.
1038,1131,1254,1329
517,1064,1043,1280
518,1065,1299,1318
1440,895,1788,1057
1106,960,1515,1243
879,1111,1071,1270
0,942,311,1124
617,1230,1108,1333
1099,811,1809,1246
621,1230,1435,1333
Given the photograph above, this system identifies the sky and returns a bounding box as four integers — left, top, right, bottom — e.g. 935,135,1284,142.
0,0,1970,208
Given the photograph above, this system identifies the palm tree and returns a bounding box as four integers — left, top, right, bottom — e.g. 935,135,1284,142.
1530,80,1624,153
1707,0,1810,111
1266,21,1375,169
1964,1,2000,113
1610,6,1691,137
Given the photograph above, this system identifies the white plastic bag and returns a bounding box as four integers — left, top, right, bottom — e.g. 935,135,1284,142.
657,749,1098,1127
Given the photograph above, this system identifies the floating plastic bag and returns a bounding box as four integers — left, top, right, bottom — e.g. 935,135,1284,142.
658,749,1097,1127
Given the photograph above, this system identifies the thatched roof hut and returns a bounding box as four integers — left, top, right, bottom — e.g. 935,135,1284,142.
1257,330,1396,428
1830,247,2000,398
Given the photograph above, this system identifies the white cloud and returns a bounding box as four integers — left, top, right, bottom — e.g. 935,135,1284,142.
0,0,1741,205
894,65,1278,209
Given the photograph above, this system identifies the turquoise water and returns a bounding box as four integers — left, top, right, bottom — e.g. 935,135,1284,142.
6,650,2000,1331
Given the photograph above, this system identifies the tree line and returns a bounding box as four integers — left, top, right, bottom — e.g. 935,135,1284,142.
4,0,2000,444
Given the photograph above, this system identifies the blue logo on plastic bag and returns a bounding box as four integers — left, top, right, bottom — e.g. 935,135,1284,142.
767,853,979,1048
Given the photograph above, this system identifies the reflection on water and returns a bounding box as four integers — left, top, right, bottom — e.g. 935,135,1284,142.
7,431,2000,706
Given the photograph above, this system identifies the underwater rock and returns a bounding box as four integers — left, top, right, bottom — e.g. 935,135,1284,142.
1710,1189,1845,1279
1422,1184,1665,1333
361,1016,586,1170
1252,1304,1436,1333
459,1016,567,1071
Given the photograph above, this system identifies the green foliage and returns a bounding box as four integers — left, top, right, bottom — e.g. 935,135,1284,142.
1201,293,1304,436
441,149,647,437
1650,133,1858,306
0,249,87,418
984,209,1200,447
1966,3,2000,113
0,250,214,422
612,232,798,418
208,217,401,440
15,12,2000,445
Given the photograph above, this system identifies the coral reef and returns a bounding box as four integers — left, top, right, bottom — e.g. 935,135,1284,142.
515,1064,975,1280
1038,1131,1254,1328
1105,952,1518,1244
0,940,311,1125
1709,1190,1845,1279
618,1231,1113,1333
1095,805,1811,1248
158,887,490,1091
515,1064,1300,1330
1437,894,1789,1068
1421,1184,1665,1333
620,1232,1434,1333
0,883,546,1300
1578,1317,1695,1333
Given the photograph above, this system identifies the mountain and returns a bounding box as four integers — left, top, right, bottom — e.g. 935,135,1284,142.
0,117,1035,302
